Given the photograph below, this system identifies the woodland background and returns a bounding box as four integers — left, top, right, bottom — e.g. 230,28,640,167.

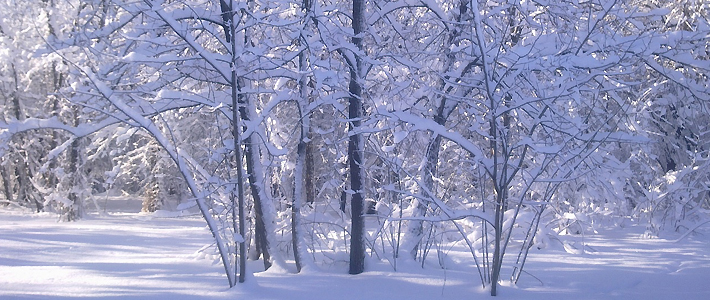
0,0,708,296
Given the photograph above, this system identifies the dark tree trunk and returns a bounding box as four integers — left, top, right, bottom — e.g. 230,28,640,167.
347,74,365,274
305,140,315,204
303,0,316,208
348,0,366,275
292,5,314,270
491,7,521,295
65,134,82,221
46,62,62,192
231,80,247,285
0,164,12,203
340,189,347,213
239,94,272,271
293,139,306,272
409,0,468,260
226,1,247,283
9,64,39,212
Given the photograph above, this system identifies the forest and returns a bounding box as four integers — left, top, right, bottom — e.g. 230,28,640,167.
0,0,709,297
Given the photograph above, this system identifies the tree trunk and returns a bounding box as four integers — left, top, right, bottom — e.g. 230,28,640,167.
348,0,366,275
226,0,247,283
291,5,314,270
239,101,273,271
293,138,306,272
9,63,39,212
305,139,315,205
491,6,521,295
0,164,12,203
408,0,467,260
490,190,504,296
65,134,83,221
231,80,247,285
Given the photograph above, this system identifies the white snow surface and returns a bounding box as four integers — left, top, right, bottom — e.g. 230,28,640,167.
2,205,710,299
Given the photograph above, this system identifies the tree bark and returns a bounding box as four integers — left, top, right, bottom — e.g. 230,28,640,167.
65,133,83,221
291,3,314,270
0,164,12,203
348,0,366,275
293,139,306,272
305,140,315,205
9,63,39,211
226,0,247,283
239,101,273,271
409,0,468,260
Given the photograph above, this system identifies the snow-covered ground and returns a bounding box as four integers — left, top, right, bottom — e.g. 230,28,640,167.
2,204,710,299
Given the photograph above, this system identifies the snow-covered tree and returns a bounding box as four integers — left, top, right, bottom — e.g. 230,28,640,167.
1,0,709,296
